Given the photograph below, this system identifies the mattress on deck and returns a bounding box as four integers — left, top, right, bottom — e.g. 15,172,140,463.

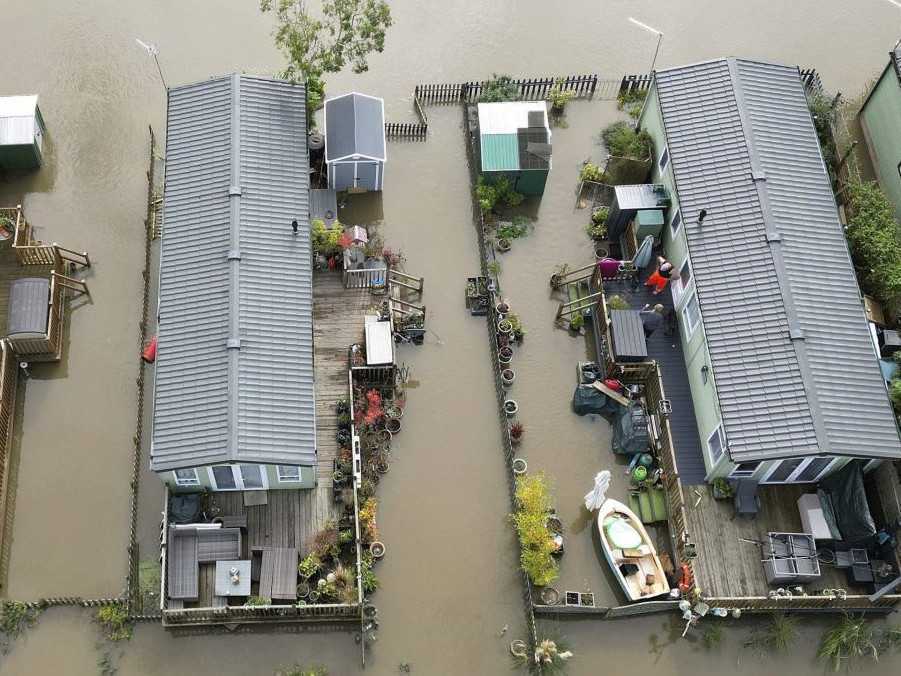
7,277,50,337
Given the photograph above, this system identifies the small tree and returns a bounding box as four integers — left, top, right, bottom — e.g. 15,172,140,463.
260,0,393,119
479,74,520,103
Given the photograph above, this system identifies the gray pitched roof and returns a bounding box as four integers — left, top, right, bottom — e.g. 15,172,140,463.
654,58,901,463
151,74,315,472
324,92,386,162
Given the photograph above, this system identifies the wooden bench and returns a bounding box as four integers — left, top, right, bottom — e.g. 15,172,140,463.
213,514,248,529
167,526,243,604
259,547,298,600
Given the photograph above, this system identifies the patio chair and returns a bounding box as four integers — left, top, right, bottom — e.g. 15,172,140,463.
733,479,760,517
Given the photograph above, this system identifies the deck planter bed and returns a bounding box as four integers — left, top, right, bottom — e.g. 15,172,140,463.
580,592,595,607
564,591,581,607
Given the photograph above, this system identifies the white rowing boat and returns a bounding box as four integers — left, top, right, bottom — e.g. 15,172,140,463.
597,498,670,602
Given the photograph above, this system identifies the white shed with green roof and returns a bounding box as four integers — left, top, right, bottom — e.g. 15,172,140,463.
478,101,551,196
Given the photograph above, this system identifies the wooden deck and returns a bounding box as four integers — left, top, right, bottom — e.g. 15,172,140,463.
0,238,51,334
313,271,371,483
685,483,859,598
188,488,336,607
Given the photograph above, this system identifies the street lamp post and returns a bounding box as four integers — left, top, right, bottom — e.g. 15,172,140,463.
628,17,664,73
136,38,167,91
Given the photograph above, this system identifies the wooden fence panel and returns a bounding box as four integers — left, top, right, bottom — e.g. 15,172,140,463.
415,74,599,105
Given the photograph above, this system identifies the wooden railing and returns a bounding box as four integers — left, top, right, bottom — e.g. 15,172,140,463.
163,602,362,626
10,204,91,269
708,594,901,612
343,265,388,290
388,269,424,294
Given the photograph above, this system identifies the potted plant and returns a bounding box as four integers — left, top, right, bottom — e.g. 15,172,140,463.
569,313,584,333
385,417,401,434
333,469,346,485
507,312,525,341
496,301,510,316
540,586,560,605
369,541,386,559
498,345,514,364
504,399,518,417
548,78,575,113
385,402,404,420
510,422,524,445
512,457,528,475
712,477,734,500
501,368,516,388
497,318,514,335
296,581,311,599
496,237,512,253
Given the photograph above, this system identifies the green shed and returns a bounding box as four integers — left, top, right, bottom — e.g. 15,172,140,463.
859,43,901,220
478,101,551,196
0,96,45,170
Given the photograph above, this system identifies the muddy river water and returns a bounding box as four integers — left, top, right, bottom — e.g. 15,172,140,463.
1,1,900,674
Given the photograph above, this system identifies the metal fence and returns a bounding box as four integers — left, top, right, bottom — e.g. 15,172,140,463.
463,105,541,668
416,74,598,104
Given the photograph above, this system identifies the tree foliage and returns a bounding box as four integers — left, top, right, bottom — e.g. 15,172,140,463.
260,0,393,116
845,181,901,318
478,74,520,103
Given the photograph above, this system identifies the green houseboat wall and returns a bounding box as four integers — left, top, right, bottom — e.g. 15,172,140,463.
640,84,729,480
164,463,316,493
0,142,42,170
860,62,901,221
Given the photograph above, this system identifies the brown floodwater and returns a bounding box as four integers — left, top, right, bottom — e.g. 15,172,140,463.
1,0,900,674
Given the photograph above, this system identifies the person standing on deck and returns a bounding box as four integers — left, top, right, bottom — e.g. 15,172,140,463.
645,256,675,295
640,303,666,338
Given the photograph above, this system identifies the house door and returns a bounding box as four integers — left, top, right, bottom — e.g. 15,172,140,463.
209,464,268,490
355,162,378,190
761,456,837,484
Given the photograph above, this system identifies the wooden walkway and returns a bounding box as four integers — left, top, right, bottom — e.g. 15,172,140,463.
313,271,371,483
597,277,708,484
685,483,854,598
194,487,336,606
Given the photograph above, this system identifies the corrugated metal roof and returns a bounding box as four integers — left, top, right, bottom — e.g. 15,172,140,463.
151,74,315,472
324,92,386,162
480,133,519,171
654,58,901,463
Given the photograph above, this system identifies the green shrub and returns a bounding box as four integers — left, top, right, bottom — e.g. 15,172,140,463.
244,596,271,607
298,553,321,579
601,121,653,159
585,207,608,240
817,614,878,671
579,162,606,183
497,219,529,240
548,79,575,111
511,472,558,587
479,74,520,103
0,601,40,643
275,665,328,676
311,218,343,257
807,91,838,182
477,176,523,214
745,613,797,657
96,603,133,642
617,89,648,119
607,294,630,311
845,181,901,317
891,379,901,413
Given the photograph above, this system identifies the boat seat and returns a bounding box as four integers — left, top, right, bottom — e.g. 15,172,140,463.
622,545,651,558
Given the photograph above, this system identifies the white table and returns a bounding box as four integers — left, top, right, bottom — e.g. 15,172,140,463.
214,560,252,597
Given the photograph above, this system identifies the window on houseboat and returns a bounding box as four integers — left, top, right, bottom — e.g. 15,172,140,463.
729,462,761,478
682,291,701,337
277,465,301,482
239,465,264,490
211,465,237,490
174,468,199,486
659,146,669,172
707,425,725,463
670,209,682,235
794,456,834,482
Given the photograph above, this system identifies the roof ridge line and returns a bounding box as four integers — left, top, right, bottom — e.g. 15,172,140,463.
227,73,242,463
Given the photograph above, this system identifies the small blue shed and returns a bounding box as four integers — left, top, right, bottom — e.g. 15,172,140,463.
324,92,386,192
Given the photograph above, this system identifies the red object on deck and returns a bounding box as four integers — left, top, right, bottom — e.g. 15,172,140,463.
603,378,623,393
678,564,695,592
142,336,158,363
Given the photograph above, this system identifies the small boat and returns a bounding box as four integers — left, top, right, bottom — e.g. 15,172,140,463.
597,498,670,602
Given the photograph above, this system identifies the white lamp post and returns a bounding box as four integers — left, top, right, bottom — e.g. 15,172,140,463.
628,17,664,73
136,38,167,91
